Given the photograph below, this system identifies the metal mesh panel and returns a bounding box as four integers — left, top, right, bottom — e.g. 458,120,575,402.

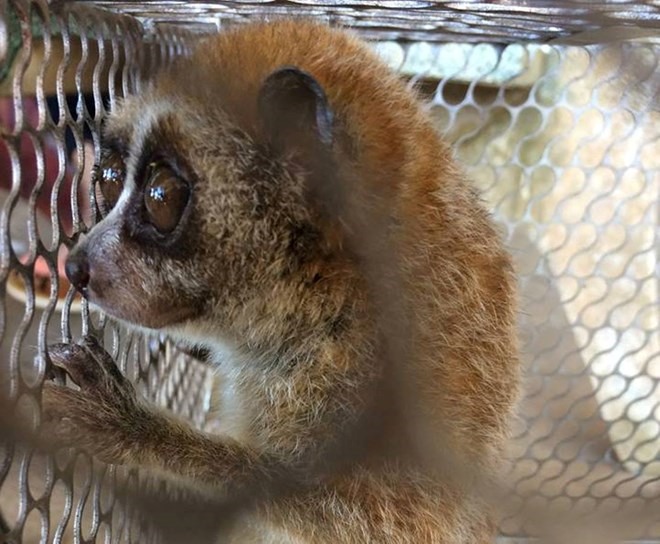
0,2,212,542
88,1,660,43
1,1,659,543
408,40,659,540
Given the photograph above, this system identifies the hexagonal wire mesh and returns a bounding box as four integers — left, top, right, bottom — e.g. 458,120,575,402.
0,1,658,543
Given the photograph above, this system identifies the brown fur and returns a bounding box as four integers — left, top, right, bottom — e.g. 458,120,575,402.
39,20,519,542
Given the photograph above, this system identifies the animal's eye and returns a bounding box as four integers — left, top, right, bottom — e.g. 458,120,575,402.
144,164,190,233
95,152,125,214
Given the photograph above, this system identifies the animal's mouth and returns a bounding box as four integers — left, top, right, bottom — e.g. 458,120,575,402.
86,289,203,332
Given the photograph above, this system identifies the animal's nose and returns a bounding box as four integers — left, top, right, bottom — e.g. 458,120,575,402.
65,251,90,294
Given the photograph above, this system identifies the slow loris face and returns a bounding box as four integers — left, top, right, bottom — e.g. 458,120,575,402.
65,67,338,336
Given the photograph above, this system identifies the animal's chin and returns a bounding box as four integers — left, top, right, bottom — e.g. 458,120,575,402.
86,296,197,332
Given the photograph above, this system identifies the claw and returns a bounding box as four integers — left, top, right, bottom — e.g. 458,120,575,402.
39,339,140,463
48,342,102,389
78,334,103,352
78,335,126,383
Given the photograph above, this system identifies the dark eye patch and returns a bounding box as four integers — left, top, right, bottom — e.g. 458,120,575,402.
113,113,200,258
95,150,126,215
144,163,190,234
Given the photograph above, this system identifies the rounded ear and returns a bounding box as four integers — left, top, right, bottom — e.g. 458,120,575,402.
258,66,343,219
257,66,334,154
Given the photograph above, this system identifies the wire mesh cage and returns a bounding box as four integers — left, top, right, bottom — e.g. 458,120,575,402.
0,1,658,543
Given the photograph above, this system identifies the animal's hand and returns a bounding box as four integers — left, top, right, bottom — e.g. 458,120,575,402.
42,335,151,464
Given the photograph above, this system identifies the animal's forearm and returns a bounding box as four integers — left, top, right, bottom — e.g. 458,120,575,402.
131,409,300,500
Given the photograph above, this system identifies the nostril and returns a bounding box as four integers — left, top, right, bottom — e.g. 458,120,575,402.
65,254,90,294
